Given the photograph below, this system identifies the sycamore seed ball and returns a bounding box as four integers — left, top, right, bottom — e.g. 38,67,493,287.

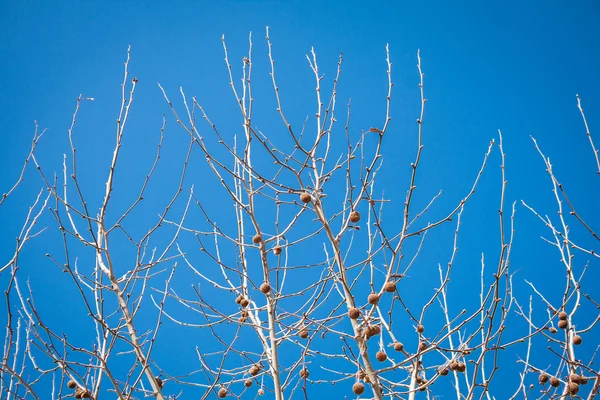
539,373,549,384
573,335,582,345
558,320,568,329
300,193,312,203
245,379,253,388
352,382,365,395
67,380,77,389
252,234,262,244
376,351,387,362
299,327,309,339
260,283,271,294
348,307,360,319
368,293,380,305
418,341,428,352
218,388,227,398
273,246,282,256
240,298,250,308
570,374,583,384
416,324,425,333
393,341,404,352
349,211,361,223
383,281,396,293
568,382,579,395
300,368,309,379
438,367,449,376
558,311,568,320
549,327,557,334
457,362,466,373
549,377,560,387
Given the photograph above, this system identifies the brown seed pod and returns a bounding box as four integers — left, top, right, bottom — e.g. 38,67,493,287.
240,298,250,308
368,293,380,305
155,376,163,389
383,281,396,293
67,379,77,389
273,246,282,256
300,192,312,203
449,360,459,371
244,379,253,388
572,335,582,345
352,382,365,395
539,373,549,384
438,367,449,376
348,307,360,319
258,388,264,395
418,341,428,352
249,364,261,376
376,351,387,362
549,327,557,334
75,388,91,399
416,324,425,333
457,362,466,373
558,311,568,320
218,388,228,398
235,295,243,304
570,374,583,384
549,377,560,387
558,320,568,329
365,324,381,339
299,327,309,339
393,341,404,352
349,211,361,223
300,368,309,379
567,382,579,395
260,283,271,294
252,234,262,244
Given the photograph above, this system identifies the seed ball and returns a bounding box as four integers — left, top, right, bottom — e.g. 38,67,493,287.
368,293,380,305
244,379,253,388
258,388,264,395
67,380,77,389
349,211,361,223
365,325,381,339
273,246,282,256
376,351,387,362
240,298,250,308
558,320,568,329
549,377,560,387
249,365,261,376
260,283,271,294
572,335,582,345
383,281,396,293
300,368,309,379
393,342,404,352
299,327,309,339
218,388,228,398
539,373,549,384
457,362,466,373
568,382,579,395
418,341,428,352
235,295,243,304
570,374,583,384
449,361,459,371
416,324,425,333
252,234,262,244
549,327,557,334
559,311,568,320
348,307,361,319
352,382,365,395
300,193,312,203
438,367,449,376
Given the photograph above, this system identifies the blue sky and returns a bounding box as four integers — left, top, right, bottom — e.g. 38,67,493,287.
1,1,599,399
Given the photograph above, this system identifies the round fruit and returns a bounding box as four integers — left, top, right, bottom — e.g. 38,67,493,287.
240,298,250,308
249,365,261,376
376,351,387,362
300,368,309,378
383,281,396,293
260,283,271,294
368,293,379,305
67,380,77,389
218,388,227,398
349,211,361,223
539,373,549,384
258,388,264,395
393,342,404,352
558,320,568,329
299,327,309,339
418,341,427,351
245,379,253,388
573,335,582,345
457,362,466,373
416,324,425,333
300,193,312,203
549,377,560,387
549,327,557,334
352,382,365,395
570,374,583,384
449,361,459,371
235,295,243,304
252,234,262,244
568,382,579,395
348,307,360,319
273,246,282,255
365,325,381,339
558,311,568,320
438,367,449,376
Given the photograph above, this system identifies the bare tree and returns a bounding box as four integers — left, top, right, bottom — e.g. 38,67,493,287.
1,28,597,400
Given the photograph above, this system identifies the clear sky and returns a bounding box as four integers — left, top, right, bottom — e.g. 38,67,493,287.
1,1,599,399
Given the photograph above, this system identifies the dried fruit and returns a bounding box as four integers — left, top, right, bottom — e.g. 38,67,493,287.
74,388,91,399
365,325,381,339
348,307,360,319
570,374,583,384
260,283,271,294
299,327,309,339
383,281,396,293
249,364,261,376
352,382,365,395
235,295,243,304
549,377,560,387
240,298,250,308
376,351,387,362
438,367,449,376
349,211,361,223
416,324,425,333
559,311,568,320
300,368,309,379
567,382,579,395
368,293,379,305
300,193,312,203
252,234,262,244
418,341,428,352
258,388,264,395
273,246,282,255
558,320,568,329
573,335,582,345
218,388,228,398
549,327,557,334
457,362,466,373
393,342,404,352
244,379,253,388
449,360,459,371
67,379,77,389
539,373,549,384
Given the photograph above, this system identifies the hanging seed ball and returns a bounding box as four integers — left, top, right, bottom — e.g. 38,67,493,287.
418,341,428,352
549,377,560,387
558,320,568,329
352,382,365,395
568,382,580,395
572,335,582,345
449,360,459,371
273,246,282,256
368,293,380,305
260,283,271,294
252,234,262,244
365,325,381,339
300,368,309,379
549,327,557,334
393,341,404,352
416,324,425,333
349,211,361,223
559,311,568,320
570,374,583,384
235,295,243,304
67,380,77,389
244,379,253,388
240,298,250,308
376,351,387,362
300,192,312,203
539,373,549,384
348,307,361,319
74,388,83,399
249,364,261,376
457,362,466,373
383,281,396,293
258,388,264,395
299,327,309,339
438,367,449,376
218,388,228,398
